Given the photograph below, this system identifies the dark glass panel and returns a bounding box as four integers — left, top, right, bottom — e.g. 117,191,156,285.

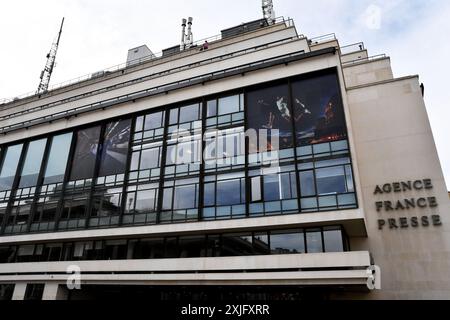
216,179,241,206
247,83,293,152
306,229,323,253
221,233,253,256
323,227,344,252
270,230,305,254
70,126,101,180
43,133,72,184
0,144,23,191
300,170,316,197
316,166,347,195
19,139,47,188
99,119,131,177
179,236,206,258
292,73,347,146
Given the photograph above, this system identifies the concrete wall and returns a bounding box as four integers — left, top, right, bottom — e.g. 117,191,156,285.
346,76,450,299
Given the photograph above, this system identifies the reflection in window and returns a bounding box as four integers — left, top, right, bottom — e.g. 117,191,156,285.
123,183,159,225
247,84,293,152
292,73,347,146
134,111,165,143
306,229,323,253
19,139,47,188
249,165,298,216
89,187,123,227
70,126,101,181
323,227,344,252
206,94,244,129
161,178,199,222
203,172,246,220
0,144,23,191
99,119,131,177
43,133,73,184
270,230,305,254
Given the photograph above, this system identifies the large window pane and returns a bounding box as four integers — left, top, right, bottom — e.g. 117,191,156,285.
306,229,323,253
173,185,197,209
247,83,293,152
99,119,131,177
270,230,305,254
292,72,347,146
70,126,101,180
323,228,344,252
43,133,72,184
0,144,23,191
218,95,239,115
316,166,347,195
19,139,47,188
216,179,241,205
300,170,316,197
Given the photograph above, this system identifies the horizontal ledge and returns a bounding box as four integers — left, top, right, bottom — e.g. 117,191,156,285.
0,209,366,244
0,251,372,274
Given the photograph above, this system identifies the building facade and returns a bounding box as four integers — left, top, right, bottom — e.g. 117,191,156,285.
0,17,449,300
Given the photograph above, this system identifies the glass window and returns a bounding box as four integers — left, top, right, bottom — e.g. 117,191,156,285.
0,144,23,191
306,229,323,253
221,233,253,256
99,119,131,177
173,184,197,209
300,170,316,196
316,166,347,195
144,112,164,130
247,83,293,152
140,148,160,170
270,230,305,254
19,139,47,188
218,95,239,115
43,133,72,184
216,179,241,206
251,177,262,202
70,126,101,181
323,227,344,252
135,189,157,213
206,100,217,117
179,104,200,123
253,232,269,255
292,72,347,146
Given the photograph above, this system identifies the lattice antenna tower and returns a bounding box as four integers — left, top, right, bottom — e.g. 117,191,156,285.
262,0,276,24
36,17,65,94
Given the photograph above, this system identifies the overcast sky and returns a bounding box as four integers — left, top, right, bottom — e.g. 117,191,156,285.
0,0,449,189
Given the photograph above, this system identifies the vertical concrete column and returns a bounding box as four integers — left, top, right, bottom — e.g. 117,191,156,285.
42,283,68,300
11,283,27,300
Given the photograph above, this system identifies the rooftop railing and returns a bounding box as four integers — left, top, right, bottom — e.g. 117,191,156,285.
341,54,387,66
340,42,365,55
0,34,299,122
0,17,294,106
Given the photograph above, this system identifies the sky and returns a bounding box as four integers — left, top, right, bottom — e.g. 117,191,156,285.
0,0,449,189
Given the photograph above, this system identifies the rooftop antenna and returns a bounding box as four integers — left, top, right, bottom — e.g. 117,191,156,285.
36,17,65,95
180,18,187,51
180,17,193,51
262,0,276,25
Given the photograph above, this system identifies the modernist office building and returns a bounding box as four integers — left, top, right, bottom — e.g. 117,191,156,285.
0,16,449,300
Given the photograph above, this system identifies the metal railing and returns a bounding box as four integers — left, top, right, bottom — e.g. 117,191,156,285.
0,17,294,106
0,48,334,135
340,42,365,55
0,34,299,122
342,54,387,66
308,33,337,44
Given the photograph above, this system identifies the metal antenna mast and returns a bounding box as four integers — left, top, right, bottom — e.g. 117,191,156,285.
37,17,65,95
262,0,276,24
